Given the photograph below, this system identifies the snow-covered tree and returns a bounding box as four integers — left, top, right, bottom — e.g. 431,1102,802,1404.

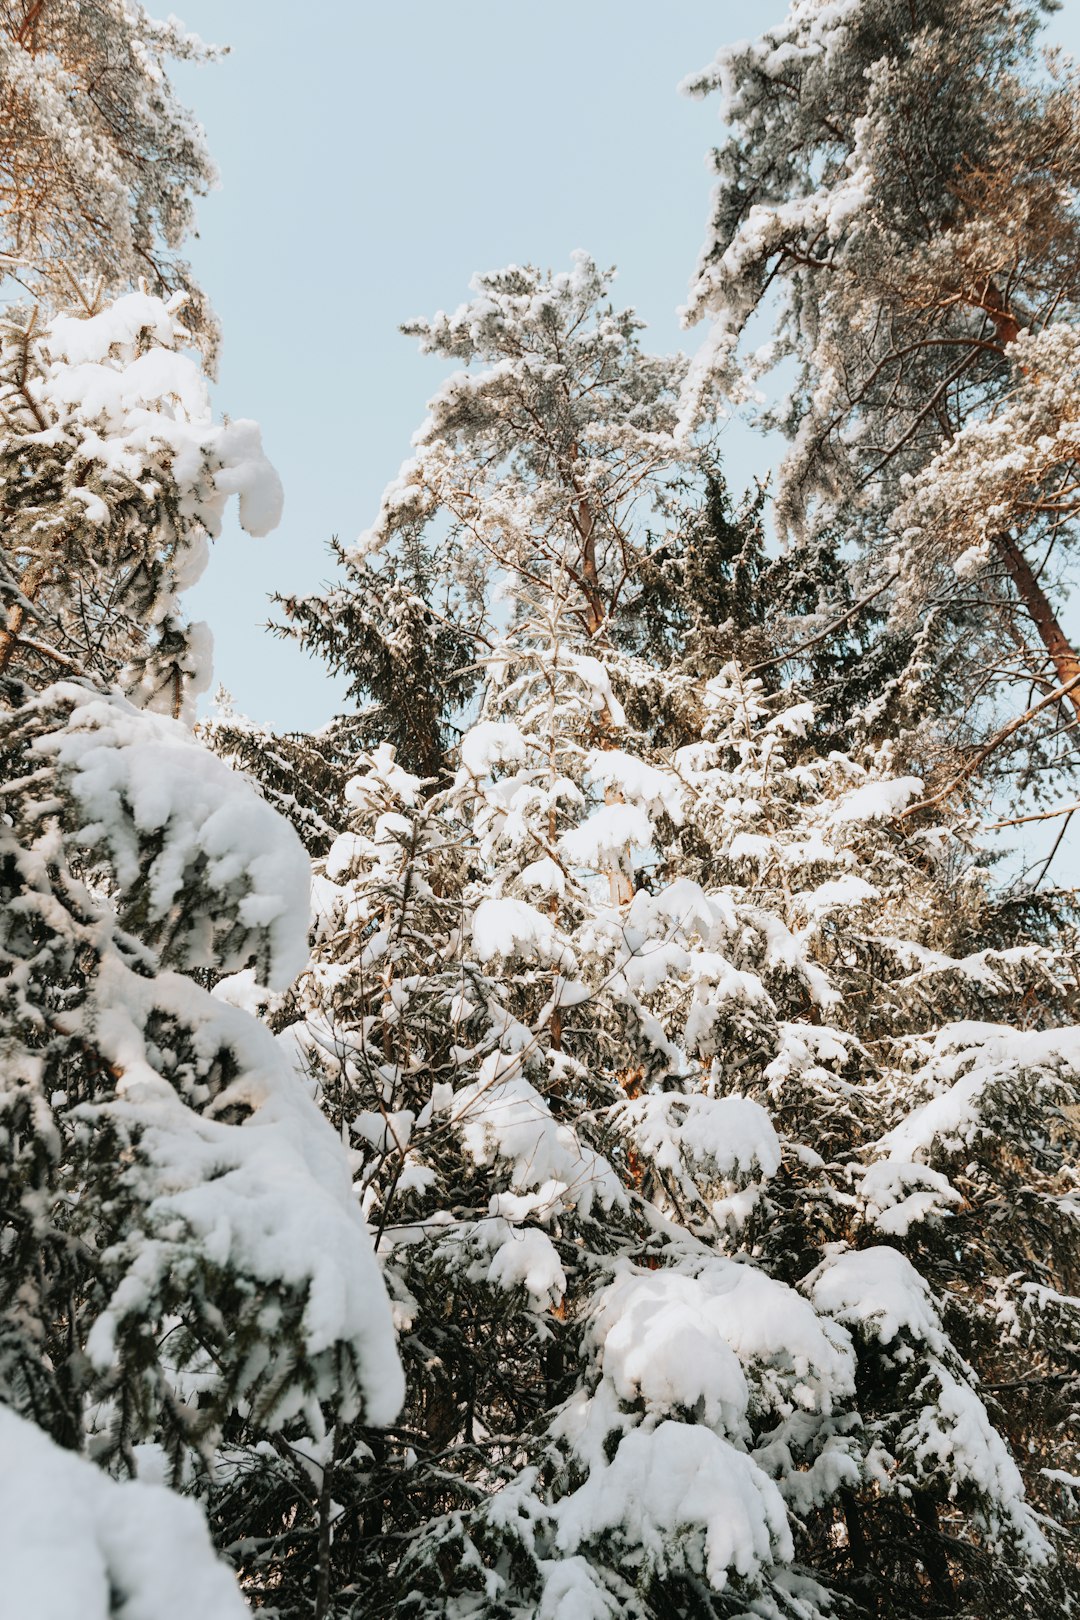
0,291,403,1614
0,1,219,348
680,0,1080,807
0,288,280,716
272,529,481,784
264,261,1078,1618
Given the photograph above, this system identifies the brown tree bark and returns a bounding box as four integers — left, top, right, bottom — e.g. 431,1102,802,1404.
965,280,1080,725
994,530,1080,724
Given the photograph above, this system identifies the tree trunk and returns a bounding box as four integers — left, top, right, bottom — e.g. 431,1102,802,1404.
994,531,1080,724
967,281,1080,725
912,1491,955,1609
0,557,50,679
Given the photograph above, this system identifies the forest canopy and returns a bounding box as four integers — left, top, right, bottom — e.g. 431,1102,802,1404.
0,3,1078,1618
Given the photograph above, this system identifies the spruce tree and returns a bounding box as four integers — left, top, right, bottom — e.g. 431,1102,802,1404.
0,291,403,1614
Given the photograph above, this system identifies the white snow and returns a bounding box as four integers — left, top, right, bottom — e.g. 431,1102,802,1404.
469,1218,567,1309
829,777,923,824
33,684,311,988
807,1245,947,1352
471,896,574,968
560,803,653,868
344,743,423,810
0,1406,246,1620
620,1091,781,1192
555,1420,793,1592
583,748,684,823
83,956,405,1427
43,293,283,540
586,1270,750,1436
452,1054,623,1216
877,1023,1080,1162
857,1159,961,1236
460,719,529,775
798,874,879,914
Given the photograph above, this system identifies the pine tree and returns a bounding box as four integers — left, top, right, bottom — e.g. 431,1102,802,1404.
679,0,1080,808
265,261,1079,1618
0,0,220,350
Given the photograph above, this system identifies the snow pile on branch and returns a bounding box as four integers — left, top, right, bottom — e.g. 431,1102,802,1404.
471,896,575,969
808,1246,1048,1558
618,1091,781,1207
452,1054,623,1216
808,1245,949,1353
43,292,282,539
29,684,310,988
555,1420,793,1593
877,1022,1080,1162
83,960,405,1428
0,1406,246,1620
584,1269,753,1436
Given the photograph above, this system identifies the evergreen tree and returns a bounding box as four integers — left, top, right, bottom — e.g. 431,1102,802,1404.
273,529,481,783
0,0,220,350
0,291,403,1614
680,0,1080,808
0,287,281,714
265,262,1079,1618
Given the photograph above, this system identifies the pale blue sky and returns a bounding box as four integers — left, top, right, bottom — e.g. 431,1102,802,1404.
174,2,791,729
174,1,1080,885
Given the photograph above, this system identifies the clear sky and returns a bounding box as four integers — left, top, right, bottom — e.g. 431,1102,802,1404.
172,1,791,730
173,1,1080,883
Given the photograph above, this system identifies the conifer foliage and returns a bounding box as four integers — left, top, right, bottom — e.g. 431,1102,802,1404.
270,262,1080,1618
0,288,402,1616
3,3,1080,1618
0,0,220,347
681,0,1080,799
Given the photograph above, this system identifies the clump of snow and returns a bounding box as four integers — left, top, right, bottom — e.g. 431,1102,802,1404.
560,803,654,868
563,653,627,724
901,1364,1047,1560
536,1557,621,1620
460,719,529,775
44,292,283,540
84,957,405,1428
471,896,575,968
829,777,923,824
452,1054,623,1216
518,855,567,897
32,684,311,988
468,1218,567,1310
583,748,684,823
0,1405,246,1620
680,1257,857,1417
555,1421,793,1592
877,1022,1080,1162
857,1159,961,1236
619,1091,781,1194
798,874,879,915
344,743,424,810
586,1270,751,1437
807,1245,947,1352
